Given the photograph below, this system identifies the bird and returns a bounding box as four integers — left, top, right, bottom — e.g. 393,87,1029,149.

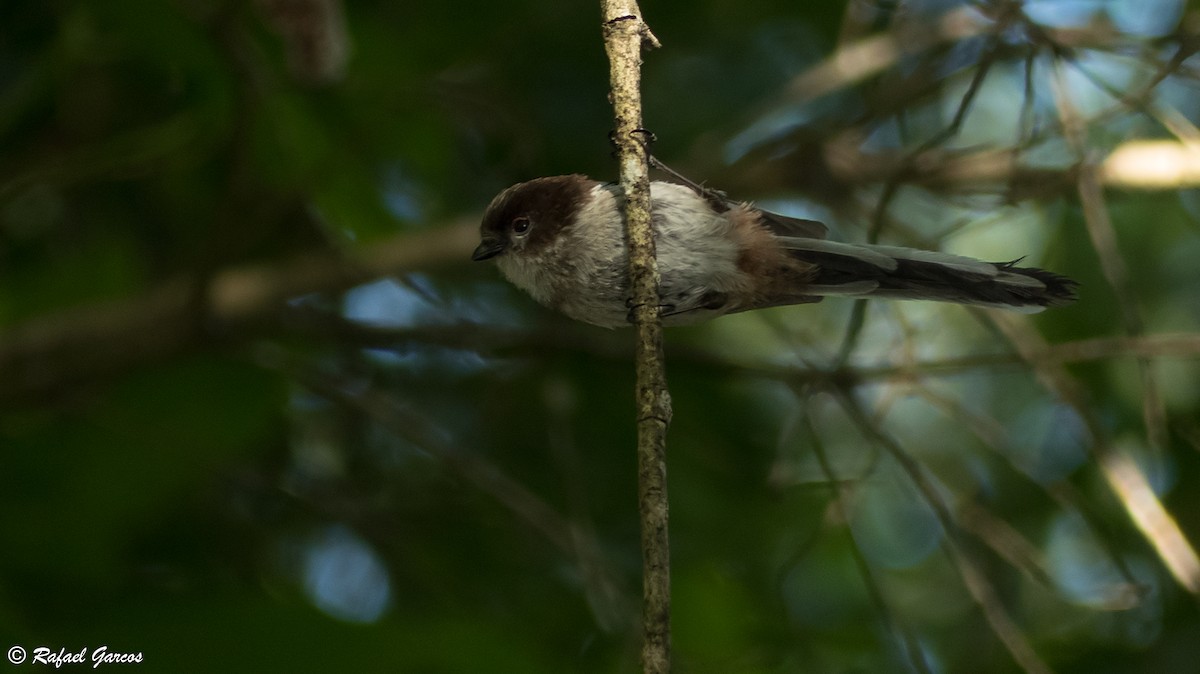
471,174,1077,329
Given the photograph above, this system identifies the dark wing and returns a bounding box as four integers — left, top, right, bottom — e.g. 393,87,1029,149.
756,209,828,240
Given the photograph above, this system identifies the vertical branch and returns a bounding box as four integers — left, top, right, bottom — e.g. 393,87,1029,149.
599,2,670,673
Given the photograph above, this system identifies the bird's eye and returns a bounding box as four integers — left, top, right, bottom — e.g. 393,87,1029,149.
511,217,531,236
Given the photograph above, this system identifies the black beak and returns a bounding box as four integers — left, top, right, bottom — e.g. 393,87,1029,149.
471,237,506,261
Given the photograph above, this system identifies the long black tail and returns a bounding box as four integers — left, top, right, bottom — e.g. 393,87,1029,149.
780,238,1077,311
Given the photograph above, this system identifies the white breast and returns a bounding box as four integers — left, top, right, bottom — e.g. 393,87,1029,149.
528,182,744,328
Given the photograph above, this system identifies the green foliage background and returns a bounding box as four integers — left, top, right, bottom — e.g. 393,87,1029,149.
3,0,1200,672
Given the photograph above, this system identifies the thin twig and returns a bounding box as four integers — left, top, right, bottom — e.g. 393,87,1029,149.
986,310,1200,596
304,371,576,549
1051,58,1173,496
800,398,934,674
599,2,671,672
0,219,479,403
913,377,1152,602
832,387,1053,674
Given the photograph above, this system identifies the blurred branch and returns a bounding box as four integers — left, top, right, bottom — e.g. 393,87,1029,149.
1053,55,1175,521
291,365,632,631
0,219,478,404
1052,63,1147,339
986,311,1200,596
302,372,569,548
801,402,933,674
753,332,1200,386
544,375,635,633
780,5,985,105
256,0,351,84
781,3,1187,109
711,4,1200,204
600,2,671,672
831,387,1053,674
211,219,478,320
916,383,1143,604
825,137,1200,196
276,313,1200,384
